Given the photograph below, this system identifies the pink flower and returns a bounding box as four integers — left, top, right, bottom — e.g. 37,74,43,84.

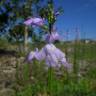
25,44,72,72
24,17,44,26
25,51,35,63
45,32,60,43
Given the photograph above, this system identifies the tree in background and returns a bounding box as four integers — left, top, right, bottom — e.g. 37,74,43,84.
0,0,63,52
0,0,44,52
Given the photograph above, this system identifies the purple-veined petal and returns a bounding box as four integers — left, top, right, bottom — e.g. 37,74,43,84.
24,18,33,25
24,17,44,26
25,43,72,71
26,51,35,62
54,48,65,59
43,43,72,70
34,48,46,61
45,52,59,68
54,32,60,40
45,32,60,43
44,44,63,68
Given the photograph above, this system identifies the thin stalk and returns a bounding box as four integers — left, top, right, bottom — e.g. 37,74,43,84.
24,26,28,53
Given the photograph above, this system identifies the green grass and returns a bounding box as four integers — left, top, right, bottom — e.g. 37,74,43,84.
16,64,96,96
0,40,96,96
15,60,96,96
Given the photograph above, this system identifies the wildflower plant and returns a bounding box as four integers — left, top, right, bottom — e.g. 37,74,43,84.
24,0,72,95
24,0,71,72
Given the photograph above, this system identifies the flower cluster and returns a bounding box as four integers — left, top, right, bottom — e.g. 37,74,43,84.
24,17,44,26
45,31,60,43
24,17,72,72
25,44,72,71
24,17,61,43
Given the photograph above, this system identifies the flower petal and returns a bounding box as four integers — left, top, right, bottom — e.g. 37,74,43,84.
45,32,60,43
24,17,44,26
26,51,35,62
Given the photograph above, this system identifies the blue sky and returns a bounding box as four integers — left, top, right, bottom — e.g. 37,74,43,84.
54,0,96,40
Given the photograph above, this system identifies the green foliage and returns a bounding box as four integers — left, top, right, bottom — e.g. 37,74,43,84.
0,42,93,96
39,0,64,33
0,0,40,35
0,37,9,49
16,64,96,96
17,84,33,96
7,25,34,43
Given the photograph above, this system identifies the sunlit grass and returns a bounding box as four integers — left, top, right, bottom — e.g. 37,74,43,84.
0,40,96,96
